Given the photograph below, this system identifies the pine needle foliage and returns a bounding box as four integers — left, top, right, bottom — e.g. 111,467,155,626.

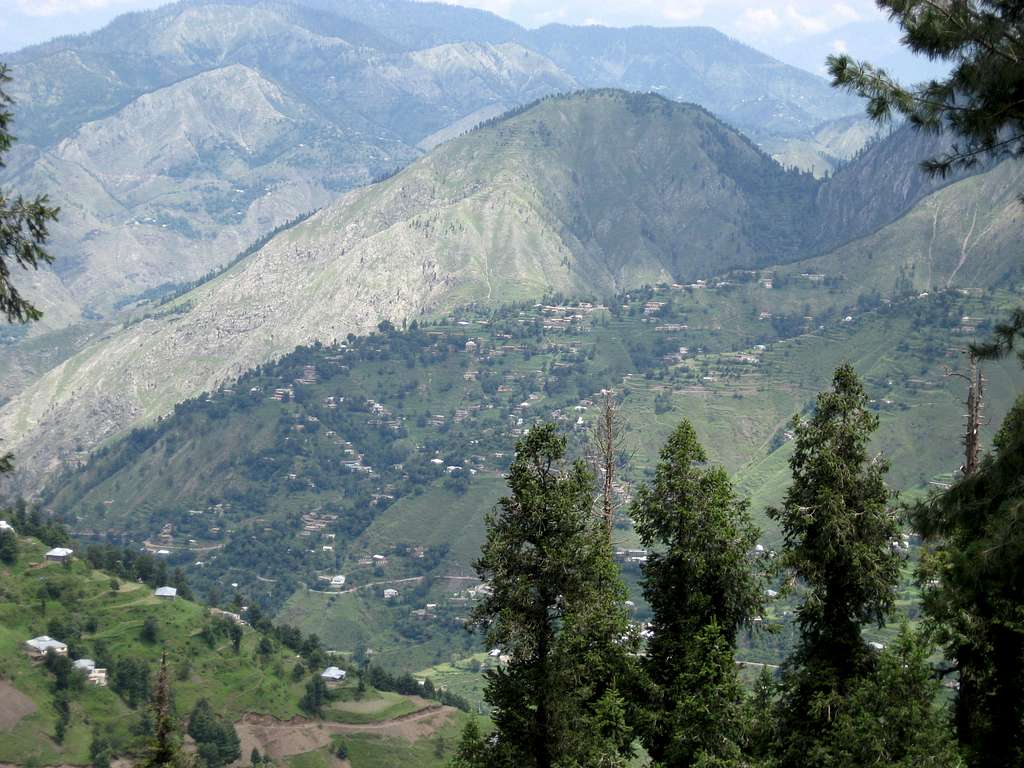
828,1,1024,186
466,423,637,768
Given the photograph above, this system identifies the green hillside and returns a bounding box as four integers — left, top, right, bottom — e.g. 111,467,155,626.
38,276,1024,671
0,536,306,763
0,532,476,767
1,91,1008,498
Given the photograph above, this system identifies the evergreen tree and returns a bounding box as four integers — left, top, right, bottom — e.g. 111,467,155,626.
141,616,159,644
188,698,241,768
0,528,17,564
630,419,762,766
450,718,488,768
89,725,113,768
769,364,901,767
142,652,190,768
828,1,1024,183
0,63,59,475
816,623,962,768
913,391,1024,765
467,424,637,768
299,675,328,716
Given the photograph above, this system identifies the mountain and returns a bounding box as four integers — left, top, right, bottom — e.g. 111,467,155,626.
0,89,1013,494
0,90,815,488
521,24,863,138
1,0,866,328
792,154,1024,293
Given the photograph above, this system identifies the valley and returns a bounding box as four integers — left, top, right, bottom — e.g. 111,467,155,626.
0,1,1022,766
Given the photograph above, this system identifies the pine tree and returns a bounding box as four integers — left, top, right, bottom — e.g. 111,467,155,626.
913,392,1024,766
468,424,637,768
828,1,1024,184
816,623,962,768
0,63,59,475
769,364,901,768
142,652,190,768
630,419,762,766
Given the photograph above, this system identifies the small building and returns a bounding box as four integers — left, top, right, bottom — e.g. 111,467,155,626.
330,575,346,588
45,547,73,563
73,658,108,686
321,666,346,684
0,520,14,533
25,636,68,660
488,648,502,658
383,588,399,600
154,586,177,600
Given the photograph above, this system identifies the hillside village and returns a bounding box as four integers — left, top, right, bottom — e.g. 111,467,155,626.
34,274,1023,676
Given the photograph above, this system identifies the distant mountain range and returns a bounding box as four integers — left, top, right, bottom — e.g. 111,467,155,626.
1,0,864,328
1,89,1019,494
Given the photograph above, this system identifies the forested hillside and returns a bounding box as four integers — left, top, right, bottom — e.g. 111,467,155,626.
0,529,474,766
2,89,1007,496
38,277,1023,669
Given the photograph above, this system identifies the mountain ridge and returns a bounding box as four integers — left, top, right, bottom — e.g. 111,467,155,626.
0,89,1017,495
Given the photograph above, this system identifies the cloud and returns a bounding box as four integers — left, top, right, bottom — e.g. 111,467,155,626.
831,3,862,22
831,38,848,53
738,7,782,33
784,4,829,34
16,0,143,17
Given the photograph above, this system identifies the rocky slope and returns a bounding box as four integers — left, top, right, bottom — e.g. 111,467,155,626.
2,90,1017,495
2,0,867,327
0,90,815,488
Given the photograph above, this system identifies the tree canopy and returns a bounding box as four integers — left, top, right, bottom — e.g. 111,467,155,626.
0,63,59,325
829,1,1024,182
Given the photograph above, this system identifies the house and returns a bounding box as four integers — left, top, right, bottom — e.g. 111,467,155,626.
73,658,108,686
44,547,73,563
330,575,346,588
320,666,347,684
154,586,177,600
383,588,399,600
0,520,13,533
488,648,502,658
25,635,68,660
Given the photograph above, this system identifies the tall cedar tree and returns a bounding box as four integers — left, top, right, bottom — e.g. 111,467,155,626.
466,424,637,768
828,1,1024,183
0,63,59,474
769,364,901,768
832,13,1024,760
630,420,762,766
912,392,1024,765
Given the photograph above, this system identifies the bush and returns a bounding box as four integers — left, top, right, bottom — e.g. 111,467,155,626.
140,616,158,644
0,529,17,564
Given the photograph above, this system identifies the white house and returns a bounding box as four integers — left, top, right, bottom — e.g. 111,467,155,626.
25,636,68,660
383,588,399,600
0,520,14,533
73,658,108,686
154,586,177,599
45,547,73,563
321,666,346,684
330,575,346,588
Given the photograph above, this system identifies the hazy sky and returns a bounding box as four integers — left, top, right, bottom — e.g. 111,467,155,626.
2,0,939,80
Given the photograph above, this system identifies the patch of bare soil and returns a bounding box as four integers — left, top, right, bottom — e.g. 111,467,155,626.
235,705,455,761
0,679,37,731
